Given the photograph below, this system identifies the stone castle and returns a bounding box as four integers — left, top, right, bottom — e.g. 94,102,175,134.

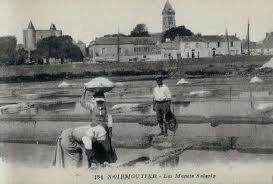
23,21,62,51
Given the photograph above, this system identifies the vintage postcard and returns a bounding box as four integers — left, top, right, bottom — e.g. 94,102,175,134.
0,0,273,183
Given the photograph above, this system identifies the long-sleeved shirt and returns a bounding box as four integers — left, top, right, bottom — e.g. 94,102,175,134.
81,124,107,150
80,97,113,127
153,84,172,102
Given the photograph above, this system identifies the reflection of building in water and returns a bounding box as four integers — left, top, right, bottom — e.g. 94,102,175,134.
23,21,62,51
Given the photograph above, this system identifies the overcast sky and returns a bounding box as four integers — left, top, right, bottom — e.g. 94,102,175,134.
1,0,273,44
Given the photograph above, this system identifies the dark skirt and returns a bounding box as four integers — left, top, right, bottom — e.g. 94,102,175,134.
92,133,117,164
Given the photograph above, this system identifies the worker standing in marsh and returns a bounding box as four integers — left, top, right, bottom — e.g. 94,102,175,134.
152,75,172,136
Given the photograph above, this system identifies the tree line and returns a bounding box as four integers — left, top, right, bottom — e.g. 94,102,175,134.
107,24,193,41
0,24,193,65
0,35,83,65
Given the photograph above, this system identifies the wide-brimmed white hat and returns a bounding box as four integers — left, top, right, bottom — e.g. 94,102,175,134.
94,97,105,102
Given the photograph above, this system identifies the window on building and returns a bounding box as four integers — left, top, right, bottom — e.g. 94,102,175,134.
191,49,195,58
143,55,146,58
230,41,234,47
217,42,221,47
196,42,199,48
207,42,210,48
101,48,105,55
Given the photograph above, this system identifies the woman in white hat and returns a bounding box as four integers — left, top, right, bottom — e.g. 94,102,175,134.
52,91,116,168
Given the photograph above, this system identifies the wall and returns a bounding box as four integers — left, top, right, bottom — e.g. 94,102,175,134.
180,41,241,58
35,30,62,43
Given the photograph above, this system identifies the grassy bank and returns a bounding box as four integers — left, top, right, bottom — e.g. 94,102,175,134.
0,55,272,83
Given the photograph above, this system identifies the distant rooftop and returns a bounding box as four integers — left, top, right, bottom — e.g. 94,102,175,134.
90,36,160,46
177,35,241,42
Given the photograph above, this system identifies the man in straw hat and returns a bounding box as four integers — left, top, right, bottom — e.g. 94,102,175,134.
152,75,172,136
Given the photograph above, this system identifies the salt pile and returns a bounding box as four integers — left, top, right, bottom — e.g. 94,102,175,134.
260,57,273,69
254,103,273,113
112,104,140,112
176,78,190,85
115,82,124,87
111,103,150,113
249,76,263,83
189,90,212,97
58,81,71,88
0,103,30,114
84,77,114,92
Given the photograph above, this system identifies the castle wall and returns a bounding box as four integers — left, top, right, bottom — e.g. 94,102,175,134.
35,30,62,43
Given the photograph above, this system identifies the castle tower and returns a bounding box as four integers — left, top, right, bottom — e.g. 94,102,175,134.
23,21,36,51
162,0,176,32
50,23,57,30
49,23,62,37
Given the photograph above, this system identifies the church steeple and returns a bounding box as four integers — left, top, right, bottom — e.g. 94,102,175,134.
162,0,176,32
162,0,175,15
28,21,35,30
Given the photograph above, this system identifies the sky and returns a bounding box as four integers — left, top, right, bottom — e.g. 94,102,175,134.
1,0,273,45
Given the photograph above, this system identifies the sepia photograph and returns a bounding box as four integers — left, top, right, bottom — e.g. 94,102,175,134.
0,0,273,183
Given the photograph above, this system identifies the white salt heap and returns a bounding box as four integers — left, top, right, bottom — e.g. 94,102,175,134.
115,82,124,87
254,103,273,113
0,103,30,114
58,81,71,88
111,104,140,113
176,78,190,85
260,57,273,69
249,76,263,83
84,77,114,92
188,90,212,97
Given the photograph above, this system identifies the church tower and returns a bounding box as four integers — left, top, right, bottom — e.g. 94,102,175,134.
162,0,176,32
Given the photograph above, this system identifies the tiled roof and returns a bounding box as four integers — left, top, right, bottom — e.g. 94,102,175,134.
178,35,241,42
91,36,158,46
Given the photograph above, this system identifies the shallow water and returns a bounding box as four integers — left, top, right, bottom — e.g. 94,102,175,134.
1,143,273,184
5,100,262,117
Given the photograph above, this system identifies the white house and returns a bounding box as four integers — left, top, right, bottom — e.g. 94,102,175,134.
88,36,162,62
177,35,241,58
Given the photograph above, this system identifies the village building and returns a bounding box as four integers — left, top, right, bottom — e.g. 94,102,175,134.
88,36,161,62
162,35,241,59
88,0,243,62
243,32,273,56
161,39,181,60
178,35,242,58
23,21,62,51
